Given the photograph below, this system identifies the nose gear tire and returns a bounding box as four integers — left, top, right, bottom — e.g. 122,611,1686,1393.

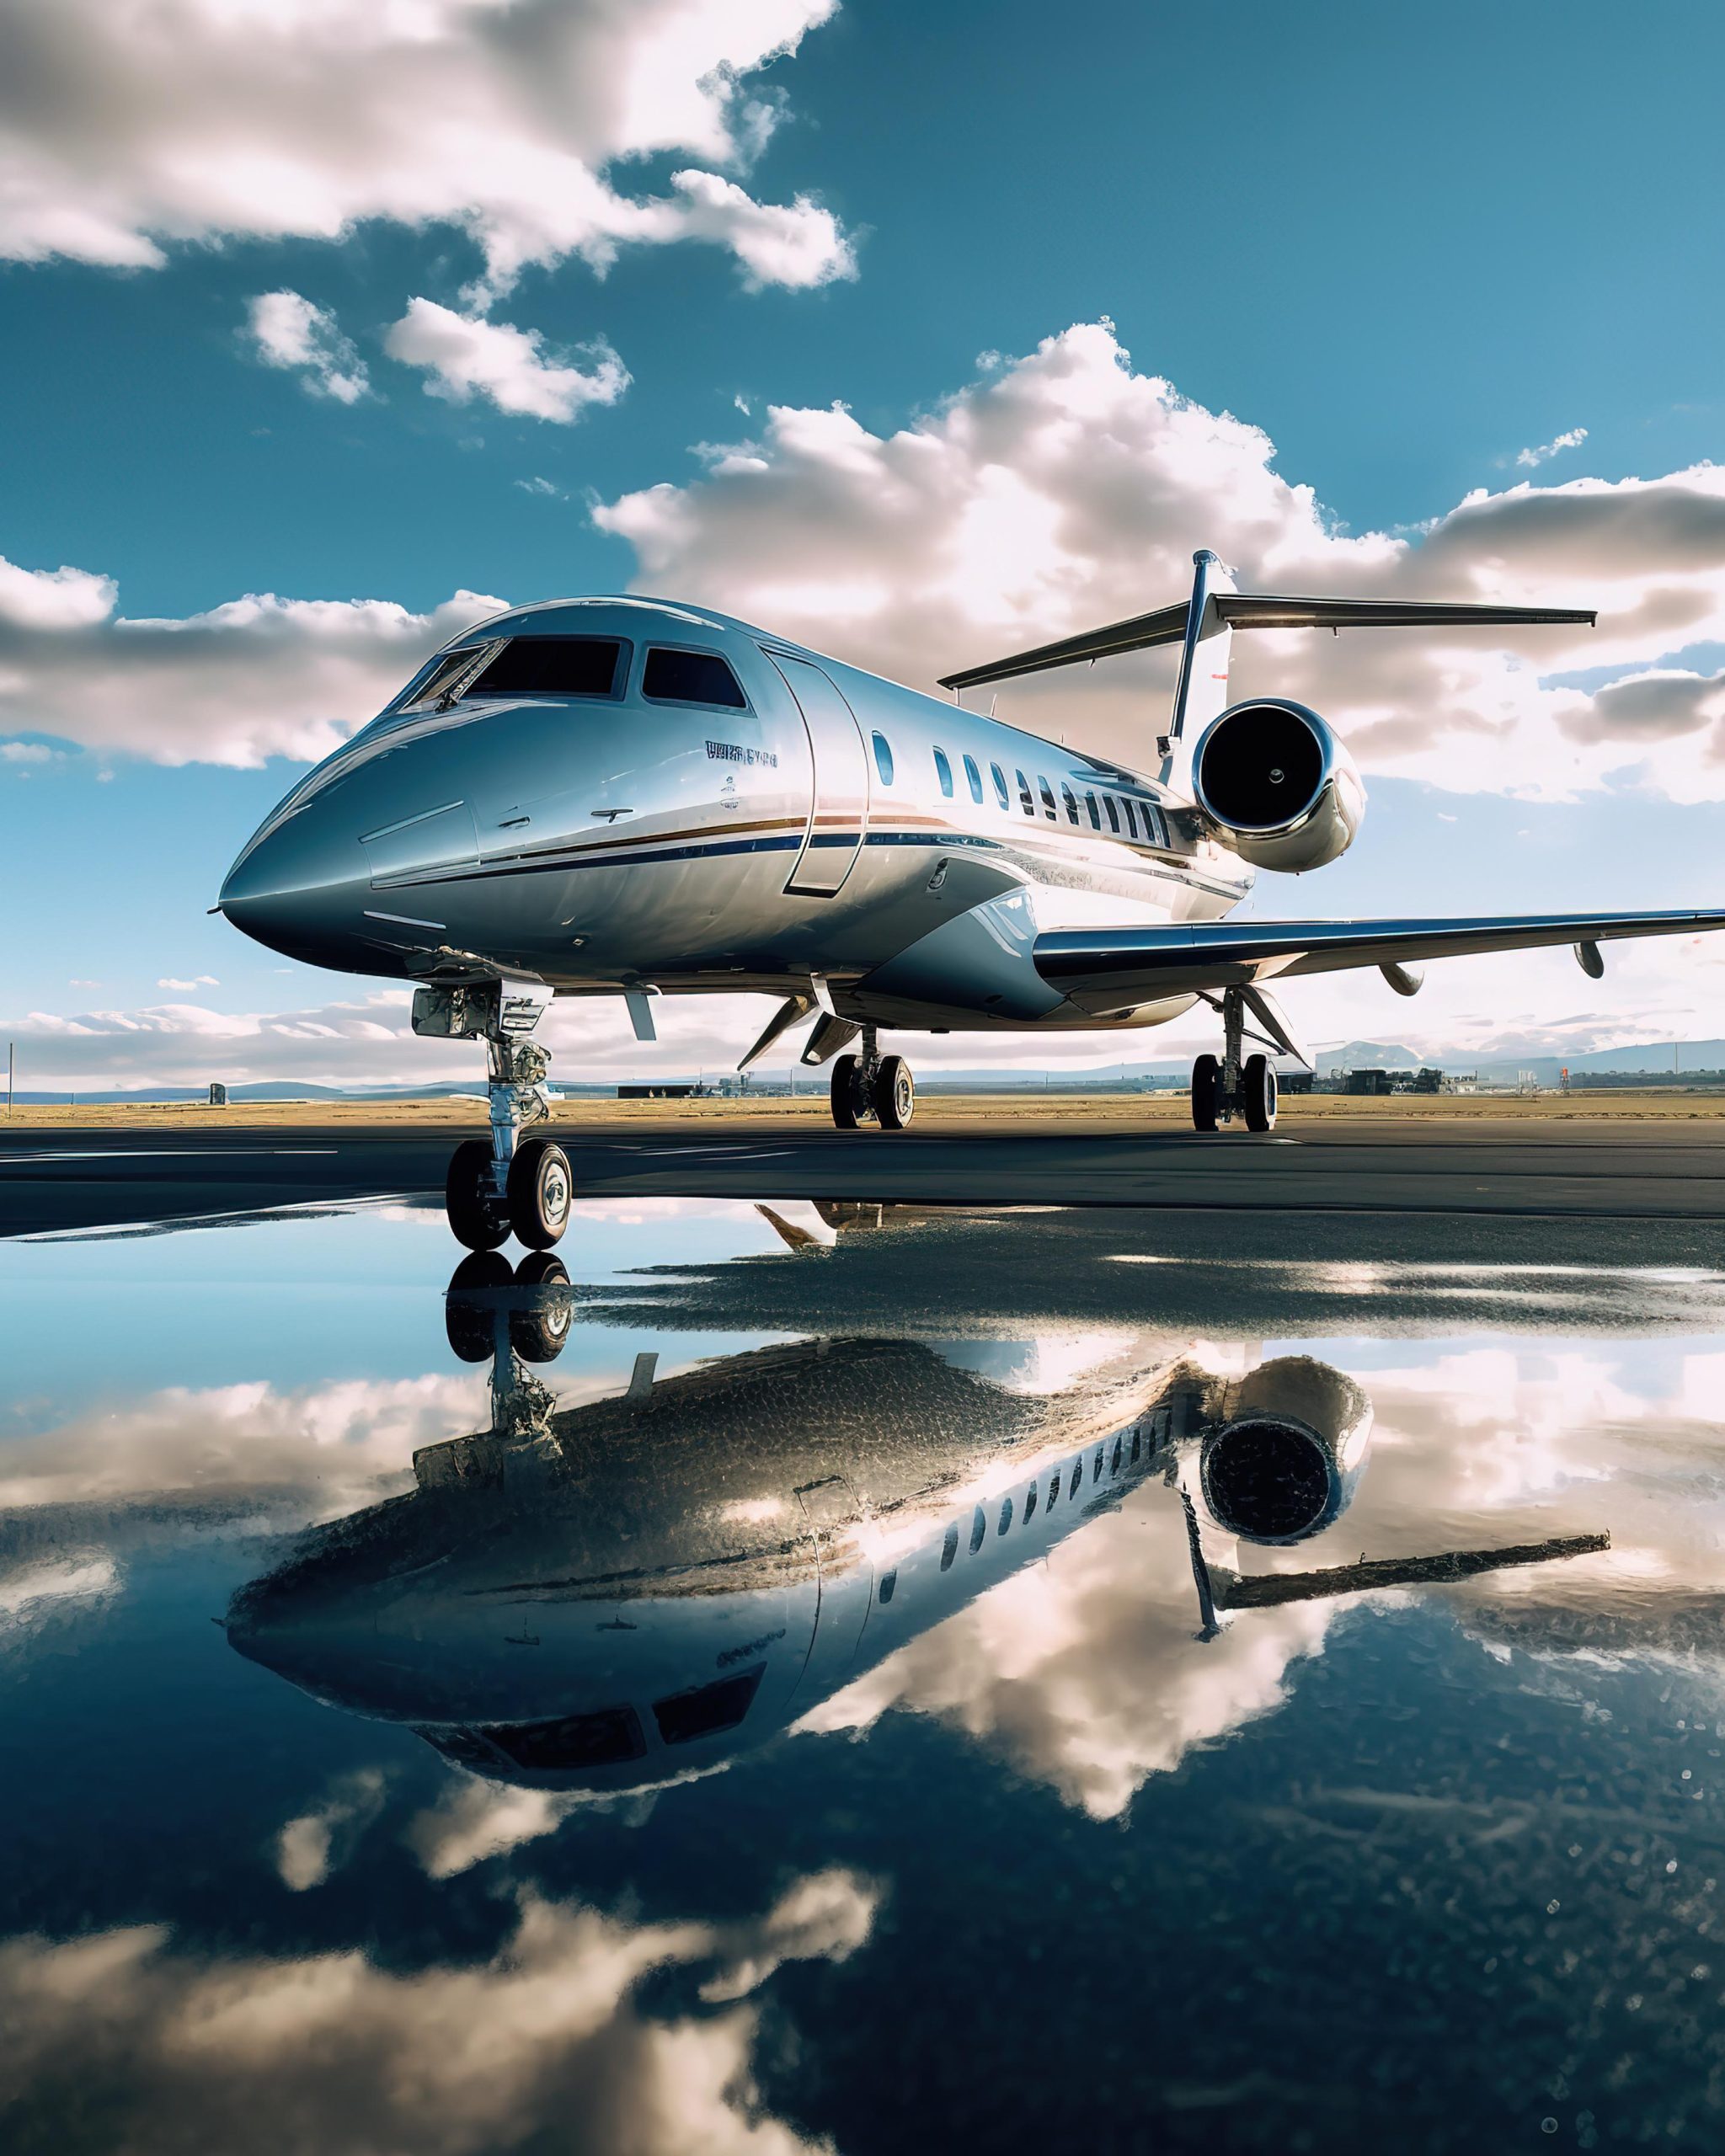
1242,1053,1278,1133
873,1054,915,1129
444,1248,511,1358
508,1138,573,1250
1191,1054,1221,1133
446,1139,510,1250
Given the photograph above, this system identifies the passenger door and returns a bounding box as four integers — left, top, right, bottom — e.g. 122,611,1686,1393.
771,655,870,897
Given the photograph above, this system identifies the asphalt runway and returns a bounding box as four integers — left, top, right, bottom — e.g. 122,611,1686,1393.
4,1118,1725,1264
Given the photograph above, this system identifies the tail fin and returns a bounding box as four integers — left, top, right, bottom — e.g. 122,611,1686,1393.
1163,549,1233,779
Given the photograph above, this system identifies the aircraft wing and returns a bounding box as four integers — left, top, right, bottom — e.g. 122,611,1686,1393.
1033,908,1725,1012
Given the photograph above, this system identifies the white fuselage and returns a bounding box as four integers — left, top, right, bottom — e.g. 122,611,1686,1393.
220,596,1252,1036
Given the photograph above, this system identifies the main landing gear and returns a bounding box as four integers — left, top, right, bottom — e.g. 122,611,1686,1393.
828,1028,916,1131
418,982,572,1251
1191,985,1278,1134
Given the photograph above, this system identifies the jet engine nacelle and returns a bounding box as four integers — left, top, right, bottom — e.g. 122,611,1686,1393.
1198,1356,1374,1545
1191,698,1365,873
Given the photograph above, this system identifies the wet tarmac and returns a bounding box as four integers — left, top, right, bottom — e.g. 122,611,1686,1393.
6,1115,1725,1255
6,1181,1725,2151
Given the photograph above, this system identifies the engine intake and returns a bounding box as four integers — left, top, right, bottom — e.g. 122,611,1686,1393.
1192,697,1365,872
1199,1356,1374,1545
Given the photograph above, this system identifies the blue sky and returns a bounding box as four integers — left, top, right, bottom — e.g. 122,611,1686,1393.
5,0,1725,1084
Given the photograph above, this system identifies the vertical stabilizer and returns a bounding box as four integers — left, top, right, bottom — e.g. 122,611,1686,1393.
1161,550,1236,785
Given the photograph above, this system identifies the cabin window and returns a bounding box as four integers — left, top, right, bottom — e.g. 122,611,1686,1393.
481,1705,646,1770
970,1504,988,1554
641,646,745,708
1024,1481,1039,1522
1037,776,1058,820
1046,1472,1060,1510
998,1496,1014,1535
1122,799,1140,841
1085,791,1102,830
1069,1461,1084,1499
964,754,985,803
1130,1428,1141,1464
1103,795,1120,834
991,763,1010,809
653,1663,766,1745
942,1523,959,1571
1110,1437,1124,1476
1060,783,1081,825
873,731,895,785
467,637,627,701
1143,803,1168,848
933,746,954,798
879,1569,897,1606
1093,1444,1105,1481
1016,769,1034,816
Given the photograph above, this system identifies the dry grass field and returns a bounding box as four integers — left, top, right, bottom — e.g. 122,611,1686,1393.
6,1086,1725,1134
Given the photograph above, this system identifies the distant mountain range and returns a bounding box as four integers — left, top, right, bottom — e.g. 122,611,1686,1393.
13,1038,1725,1105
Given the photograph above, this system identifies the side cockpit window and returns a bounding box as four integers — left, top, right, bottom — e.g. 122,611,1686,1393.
397,645,496,712
642,646,748,709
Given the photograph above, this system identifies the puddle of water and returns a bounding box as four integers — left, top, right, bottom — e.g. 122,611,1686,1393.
3,1194,1725,2153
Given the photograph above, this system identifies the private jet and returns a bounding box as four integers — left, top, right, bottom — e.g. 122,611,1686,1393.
217,551,1725,1248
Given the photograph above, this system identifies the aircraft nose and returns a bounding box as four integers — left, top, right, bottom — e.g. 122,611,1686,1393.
219,805,368,965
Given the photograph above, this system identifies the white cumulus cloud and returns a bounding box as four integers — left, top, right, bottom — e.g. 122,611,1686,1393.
0,0,854,302
593,323,1725,804
0,1874,876,2156
245,290,370,403
274,1770,387,1892
1516,425,1589,468
0,563,503,766
385,300,629,423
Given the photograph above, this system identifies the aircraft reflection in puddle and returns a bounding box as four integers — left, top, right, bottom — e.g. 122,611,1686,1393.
227,1246,1606,1795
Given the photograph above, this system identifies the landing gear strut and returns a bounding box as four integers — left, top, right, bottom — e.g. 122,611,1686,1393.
1191,986,1277,1134
418,981,572,1248
828,1027,916,1131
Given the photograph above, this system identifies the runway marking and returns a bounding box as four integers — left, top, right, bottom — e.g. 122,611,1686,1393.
609,1144,797,1159
0,1147,296,1165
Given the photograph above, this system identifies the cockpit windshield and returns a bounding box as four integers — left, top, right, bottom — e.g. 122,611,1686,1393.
389,635,628,716
466,637,626,698
419,1704,649,1772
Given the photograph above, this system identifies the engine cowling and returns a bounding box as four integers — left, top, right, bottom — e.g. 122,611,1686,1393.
1191,697,1365,872
1199,1357,1375,1545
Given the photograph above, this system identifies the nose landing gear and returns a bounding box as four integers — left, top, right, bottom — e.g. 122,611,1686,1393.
416,980,571,1249
827,1029,916,1131
1191,986,1279,1134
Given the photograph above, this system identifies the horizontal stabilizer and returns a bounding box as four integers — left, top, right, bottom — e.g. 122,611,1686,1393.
938,591,1595,691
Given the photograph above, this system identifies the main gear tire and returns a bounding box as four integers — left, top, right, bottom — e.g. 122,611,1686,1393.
830,1054,866,1129
873,1054,915,1130
507,1138,573,1250
446,1139,509,1250
1242,1053,1278,1134
1191,1054,1221,1134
